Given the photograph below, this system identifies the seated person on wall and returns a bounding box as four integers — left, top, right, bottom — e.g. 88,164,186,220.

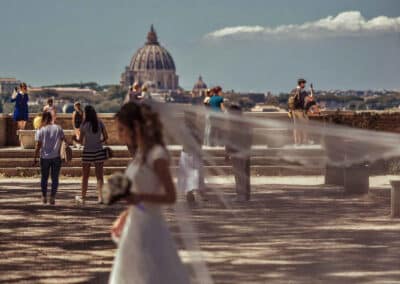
43,98,57,123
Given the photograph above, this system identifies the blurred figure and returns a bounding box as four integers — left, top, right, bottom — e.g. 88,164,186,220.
33,111,65,205
207,86,225,147
289,78,310,145
178,111,207,204
203,88,212,146
72,102,83,148
110,102,190,284
43,98,56,123
141,86,152,101
75,105,108,205
124,82,142,104
11,82,29,130
304,84,320,116
226,104,252,201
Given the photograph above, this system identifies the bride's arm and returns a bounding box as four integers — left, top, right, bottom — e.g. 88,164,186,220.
125,158,177,205
111,208,130,238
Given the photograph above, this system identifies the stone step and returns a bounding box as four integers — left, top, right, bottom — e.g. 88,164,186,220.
0,145,325,159
0,165,324,178
0,156,326,168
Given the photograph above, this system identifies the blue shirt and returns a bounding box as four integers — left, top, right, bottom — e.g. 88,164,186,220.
209,95,224,112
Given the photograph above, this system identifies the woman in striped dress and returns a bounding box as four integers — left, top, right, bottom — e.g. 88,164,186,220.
75,105,108,205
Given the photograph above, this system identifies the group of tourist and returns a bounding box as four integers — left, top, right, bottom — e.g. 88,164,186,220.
8,79,321,283
32,103,108,206
10,79,317,207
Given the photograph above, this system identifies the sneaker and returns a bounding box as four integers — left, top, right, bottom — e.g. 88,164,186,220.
50,196,55,205
97,197,104,204
75,195,85,205
42,196,47,204
186,191,195,204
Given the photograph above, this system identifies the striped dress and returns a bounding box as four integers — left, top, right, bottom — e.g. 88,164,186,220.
80,121,107,163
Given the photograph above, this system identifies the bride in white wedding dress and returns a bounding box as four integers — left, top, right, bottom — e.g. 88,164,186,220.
108,102,190,284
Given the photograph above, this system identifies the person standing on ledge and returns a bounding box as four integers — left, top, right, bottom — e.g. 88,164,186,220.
289,78,311,145
11,82,29,130
33,111,65,205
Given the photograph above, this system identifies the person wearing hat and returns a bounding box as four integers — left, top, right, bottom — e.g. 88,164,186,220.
290,78,311,145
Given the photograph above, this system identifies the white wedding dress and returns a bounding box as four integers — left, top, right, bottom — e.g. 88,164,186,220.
109,145,190,284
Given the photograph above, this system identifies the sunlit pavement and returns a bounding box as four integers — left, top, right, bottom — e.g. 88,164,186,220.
0,176,399,283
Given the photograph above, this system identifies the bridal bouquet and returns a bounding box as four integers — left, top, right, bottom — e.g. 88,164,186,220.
103,173,132,205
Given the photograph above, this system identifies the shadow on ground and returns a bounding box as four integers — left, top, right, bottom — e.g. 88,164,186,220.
0,180,399,283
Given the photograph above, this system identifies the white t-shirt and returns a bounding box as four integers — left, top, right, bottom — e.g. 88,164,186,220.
35,124,64,159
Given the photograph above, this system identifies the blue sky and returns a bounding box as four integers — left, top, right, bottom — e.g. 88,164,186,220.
0,0,399,92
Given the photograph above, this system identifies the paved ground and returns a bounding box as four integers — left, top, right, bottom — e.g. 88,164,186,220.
0,176,400,284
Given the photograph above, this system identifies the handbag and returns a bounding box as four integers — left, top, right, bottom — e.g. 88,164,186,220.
104,146,113,159
60,141,72,163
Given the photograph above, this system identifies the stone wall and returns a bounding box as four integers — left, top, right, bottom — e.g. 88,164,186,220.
311,111,400,133
2,110,400,147
0,112,292,147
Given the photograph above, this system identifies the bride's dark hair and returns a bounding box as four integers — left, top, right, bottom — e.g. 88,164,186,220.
115,102,165,162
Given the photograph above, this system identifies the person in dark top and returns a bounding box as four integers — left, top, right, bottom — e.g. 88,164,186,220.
290,78,311,145
72,102,83,148
11,82,29,130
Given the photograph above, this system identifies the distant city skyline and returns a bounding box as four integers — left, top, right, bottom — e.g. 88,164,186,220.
0,0,399,92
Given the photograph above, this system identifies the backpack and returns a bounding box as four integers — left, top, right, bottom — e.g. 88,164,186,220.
288,89,300,111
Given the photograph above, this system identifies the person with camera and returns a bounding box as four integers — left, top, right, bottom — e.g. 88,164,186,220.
11,82,29,131
288,78,313,145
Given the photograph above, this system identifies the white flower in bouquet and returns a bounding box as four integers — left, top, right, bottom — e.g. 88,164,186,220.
103,172,131,205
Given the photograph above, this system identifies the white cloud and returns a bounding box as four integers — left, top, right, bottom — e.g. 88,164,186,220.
205,11,400,40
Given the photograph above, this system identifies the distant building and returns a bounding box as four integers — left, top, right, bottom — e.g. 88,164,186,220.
192,75,208,97
120,25,179,92
29,87,97,97
0,78,21,95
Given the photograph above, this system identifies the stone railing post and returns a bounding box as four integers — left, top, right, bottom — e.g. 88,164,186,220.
324,136,345,186
343,162,369,194
390,181,400,218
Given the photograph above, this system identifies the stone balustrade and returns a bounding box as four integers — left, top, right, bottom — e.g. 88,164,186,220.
0,112,294,147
